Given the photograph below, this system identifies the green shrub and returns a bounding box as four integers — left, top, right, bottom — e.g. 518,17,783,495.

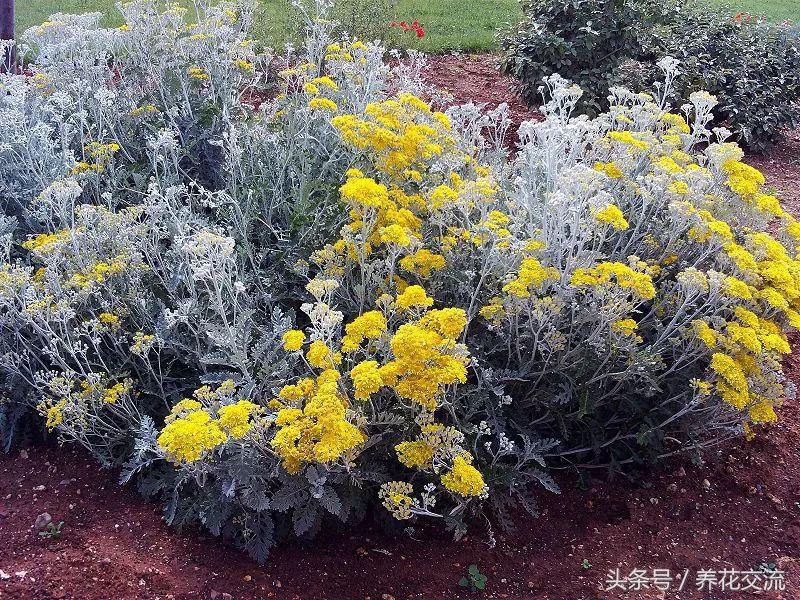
501,0,800,151
499,0,656,116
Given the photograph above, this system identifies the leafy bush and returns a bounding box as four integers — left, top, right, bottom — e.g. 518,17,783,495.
500,0,800,151
2,0,798,562
499,0,654,116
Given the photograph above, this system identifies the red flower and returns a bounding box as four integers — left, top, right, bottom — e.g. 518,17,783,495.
399,21,409,30
416,27,425,38
389,20,397,27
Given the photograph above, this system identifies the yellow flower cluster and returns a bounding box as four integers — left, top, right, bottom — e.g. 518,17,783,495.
594,204,629,230
272,369,366,474
379,316,468,410
282,329,306,351
440,455,486,497
157,383,259,462
502,257,559,298
399,248,446,277
332,93,453,178
218,400,260,438
570,262,656,300
379,481,414,520
342,310,387,353
158,410,227,462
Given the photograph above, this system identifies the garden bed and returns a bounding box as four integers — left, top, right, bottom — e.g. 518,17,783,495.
1,53,799,600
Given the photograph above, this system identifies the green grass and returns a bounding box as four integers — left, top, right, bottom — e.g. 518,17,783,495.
705,0,799,21
13,0,799,55
14,0,521,54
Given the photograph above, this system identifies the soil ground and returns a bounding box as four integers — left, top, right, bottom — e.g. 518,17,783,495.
1,54,799,600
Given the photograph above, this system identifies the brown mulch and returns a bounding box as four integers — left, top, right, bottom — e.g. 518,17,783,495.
422,53,542,141
2,54,800,600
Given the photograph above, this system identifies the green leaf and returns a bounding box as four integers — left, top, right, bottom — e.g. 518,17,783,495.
459,577,470,587
468,564,480,576
475,579,486,590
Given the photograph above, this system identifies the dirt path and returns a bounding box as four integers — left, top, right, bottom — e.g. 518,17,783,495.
1,55,799,600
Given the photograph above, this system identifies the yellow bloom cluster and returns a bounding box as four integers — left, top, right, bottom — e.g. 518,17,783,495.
332,93,453,178
157,382,258,462
102,380,131,404
395,284,434,310
218,400,259,438
272,369,366,474
503,257,559,298
188,66,210,81
158,410,227,462
440,455,486,497
399,249,446,278
594,204,629,230
570,262,656,300
379,481,414,520
379,317,468,410
282,329,306,351
342,310,387,353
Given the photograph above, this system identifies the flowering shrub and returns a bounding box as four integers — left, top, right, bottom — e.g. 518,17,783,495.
500,0,800,151
1,0,797,561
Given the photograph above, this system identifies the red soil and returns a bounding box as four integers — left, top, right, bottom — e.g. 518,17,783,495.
2,54,800,600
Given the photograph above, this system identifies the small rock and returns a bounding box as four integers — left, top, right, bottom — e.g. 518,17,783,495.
222,594,233,600
34,512,52,530
702,479,711,490
33,485,46,492
210,592,219,600
243,575,252,582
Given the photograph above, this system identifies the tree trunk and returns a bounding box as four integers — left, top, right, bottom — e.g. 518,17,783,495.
0,0,15,73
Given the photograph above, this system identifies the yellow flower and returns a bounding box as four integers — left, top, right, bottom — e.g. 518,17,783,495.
399,249,446,277
378,224,412,247
187,66,210,81
379,481,414,520
441,455,485,497
282,329,306,351
218,400,259,438
342,310,387,353
503,257,558,298
271,370,365,473
98,312,120,329
157,410,226,462
102,380,131,404
594,204,629,230
306,340,336,368
310,75,338,90
350,360,383,400
396,285,434,310
309,97,338,113
611,318,638,336
570,262,655,300
417,308,467,340
395,440,434,468
692,320,717,348
45,400,66,430
594,161,623,179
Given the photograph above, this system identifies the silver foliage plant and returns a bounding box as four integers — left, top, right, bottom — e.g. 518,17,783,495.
1,1,797,561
